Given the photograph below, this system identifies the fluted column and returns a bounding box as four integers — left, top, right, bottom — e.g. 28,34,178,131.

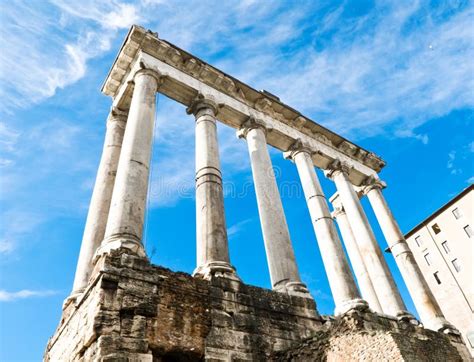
325,162,414,321
98,68,160,257
70,107,127,299
364,179,456,332
187,95,238,280
237,118,310,297
330,195,383,313
284,143,366,313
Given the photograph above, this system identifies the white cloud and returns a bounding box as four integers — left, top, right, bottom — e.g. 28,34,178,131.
0,210,46,255
0,0,140,112
228,218,252,238
0,289,58,302
0,122,20,153
447,150,457,173
0,239,15,254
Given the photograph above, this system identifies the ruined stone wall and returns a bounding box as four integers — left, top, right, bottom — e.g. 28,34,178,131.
45,249,470,361
45,250,321,361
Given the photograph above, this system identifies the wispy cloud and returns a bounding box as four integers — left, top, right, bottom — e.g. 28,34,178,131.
228,218,252,238
447,141,474,176
0,210,46,255
447,150,460,174
0,289,58,302
0,239,15,254
2,1,472,137
0,0,139,112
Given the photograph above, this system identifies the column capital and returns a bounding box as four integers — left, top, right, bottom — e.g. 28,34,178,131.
133,67,163,91
362,176,387,195
236,116,271,139
324,160,352,180
186,93,219,116
107,106,128,123
283,138,317,161
331,204,346,219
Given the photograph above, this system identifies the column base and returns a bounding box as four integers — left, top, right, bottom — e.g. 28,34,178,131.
396,310,420,326
334,298,369,316
62,290,83,310
274,280,314,299
94,235,146,262
427,318,461,335
193,261,240,281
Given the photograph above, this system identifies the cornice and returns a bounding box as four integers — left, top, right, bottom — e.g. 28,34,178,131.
102,25,386,173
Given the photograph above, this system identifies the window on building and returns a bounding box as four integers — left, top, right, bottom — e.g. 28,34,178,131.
415,236,423,247
464,225,472,238
433,272,441,285
452,259,461,272
452,208,461,219
432,223,441,234
424,253,432,266
441,241,450,253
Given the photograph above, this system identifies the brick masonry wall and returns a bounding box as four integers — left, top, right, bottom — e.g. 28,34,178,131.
44,249,470,361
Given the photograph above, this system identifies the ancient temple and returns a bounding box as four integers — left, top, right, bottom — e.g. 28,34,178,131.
44,26,470,361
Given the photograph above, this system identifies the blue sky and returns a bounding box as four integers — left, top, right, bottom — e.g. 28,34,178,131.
0,0,473,360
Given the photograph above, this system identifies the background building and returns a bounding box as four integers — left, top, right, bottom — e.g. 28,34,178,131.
405,184,474,356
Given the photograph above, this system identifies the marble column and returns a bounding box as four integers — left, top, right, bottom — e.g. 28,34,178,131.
325,162,414,321
186,95,238,280
70,107,127,299
237,118,310,297
98,68,161,257
364,179,456,332
330,195,383,313
284,143,366,314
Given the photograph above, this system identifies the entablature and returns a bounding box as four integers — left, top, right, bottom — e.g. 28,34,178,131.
101,25,385,185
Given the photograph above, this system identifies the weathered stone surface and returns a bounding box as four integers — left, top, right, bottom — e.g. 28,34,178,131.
45,249,469,361
271,309,469,361
45,249,320,361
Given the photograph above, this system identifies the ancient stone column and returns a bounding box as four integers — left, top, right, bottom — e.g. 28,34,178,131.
98,68,160,257
70,107,127,300
237,118,311,297
186,95,238,280
325,162,414,321
330,195,383,314
364,179,456,332
284,143,367,314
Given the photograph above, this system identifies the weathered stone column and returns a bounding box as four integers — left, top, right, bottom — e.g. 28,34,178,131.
330,194,383,314
237,118,310,297
284,143,366,314
98,68,160,257
325,162,414,321
70,107,127,299
364,179,456,332
187,95,238,280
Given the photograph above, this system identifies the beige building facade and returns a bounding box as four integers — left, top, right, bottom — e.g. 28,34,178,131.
405,184,474,356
